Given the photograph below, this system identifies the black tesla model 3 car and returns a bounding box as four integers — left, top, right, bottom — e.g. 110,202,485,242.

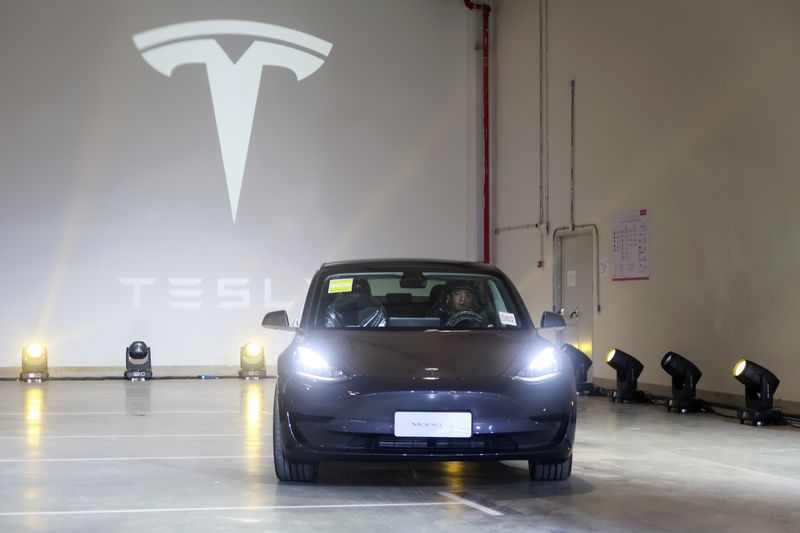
262,259,576,482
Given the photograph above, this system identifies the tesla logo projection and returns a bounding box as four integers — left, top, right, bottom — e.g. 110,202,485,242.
118,277,296,310
133,20,332,221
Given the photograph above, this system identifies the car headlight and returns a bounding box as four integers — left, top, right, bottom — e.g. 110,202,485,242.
515,346,561,383
295,345,348,382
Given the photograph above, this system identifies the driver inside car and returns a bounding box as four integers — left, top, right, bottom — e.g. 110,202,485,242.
428,280,489,328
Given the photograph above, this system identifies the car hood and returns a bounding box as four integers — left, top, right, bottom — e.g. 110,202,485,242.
298,329,548,379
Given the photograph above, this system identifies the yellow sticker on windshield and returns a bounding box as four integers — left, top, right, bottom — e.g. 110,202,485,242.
328,278,354,293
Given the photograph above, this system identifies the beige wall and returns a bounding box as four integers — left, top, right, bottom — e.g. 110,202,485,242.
495,0,800,403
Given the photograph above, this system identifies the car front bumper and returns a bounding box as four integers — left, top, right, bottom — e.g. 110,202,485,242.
276,375,576,462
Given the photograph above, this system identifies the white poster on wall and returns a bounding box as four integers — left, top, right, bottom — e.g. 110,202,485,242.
612,209,650,281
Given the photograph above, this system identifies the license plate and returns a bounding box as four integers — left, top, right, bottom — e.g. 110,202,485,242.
393,412,472,438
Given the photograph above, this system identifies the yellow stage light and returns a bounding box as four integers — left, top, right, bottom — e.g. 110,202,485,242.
21,343,49,382
240,341,266,379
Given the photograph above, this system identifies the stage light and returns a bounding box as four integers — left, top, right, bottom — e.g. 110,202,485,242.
239,341,266,379
660,351,704,413
605,348,647,403
733,359,783,426
125,341,152,381
21,343,49,382
561,343,600,395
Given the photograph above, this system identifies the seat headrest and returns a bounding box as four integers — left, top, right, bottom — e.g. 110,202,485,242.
352,279,371,295
331,291,377,312
429,284,445,303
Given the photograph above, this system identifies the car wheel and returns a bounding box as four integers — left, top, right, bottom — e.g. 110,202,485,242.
273,389,319,483
528,454,572,481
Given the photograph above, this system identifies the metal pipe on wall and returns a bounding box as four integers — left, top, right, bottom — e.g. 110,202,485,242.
540,0,550,235
494,1,550,271
570,79,576,231
553,81,600,313
495,223,539,233
537,0,551,267
464,0,492,263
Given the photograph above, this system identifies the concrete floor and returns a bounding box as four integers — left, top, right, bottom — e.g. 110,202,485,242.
0,379,798,532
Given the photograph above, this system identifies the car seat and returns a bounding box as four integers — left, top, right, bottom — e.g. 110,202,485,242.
322,280,388,327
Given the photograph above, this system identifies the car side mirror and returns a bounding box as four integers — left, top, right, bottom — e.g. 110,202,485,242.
262,310,295,331
539,311,566,330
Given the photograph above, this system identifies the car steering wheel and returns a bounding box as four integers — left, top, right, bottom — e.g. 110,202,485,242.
445,311,487,328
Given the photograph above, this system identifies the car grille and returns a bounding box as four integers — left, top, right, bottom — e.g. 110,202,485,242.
346,434,518,453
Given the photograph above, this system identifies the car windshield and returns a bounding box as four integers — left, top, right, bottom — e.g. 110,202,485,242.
313,271,525,330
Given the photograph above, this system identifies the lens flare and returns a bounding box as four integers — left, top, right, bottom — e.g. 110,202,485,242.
245,341,263,357
25,343,44,359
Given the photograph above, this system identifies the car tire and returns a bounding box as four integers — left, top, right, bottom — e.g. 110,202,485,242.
528,454,572,481
273,389,319,483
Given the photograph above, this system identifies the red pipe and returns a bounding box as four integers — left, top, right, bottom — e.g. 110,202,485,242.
464,1,491,263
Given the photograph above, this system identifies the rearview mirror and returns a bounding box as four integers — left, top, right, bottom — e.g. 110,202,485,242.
539,311,566,330
400,272,428,289
262,310,295,331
